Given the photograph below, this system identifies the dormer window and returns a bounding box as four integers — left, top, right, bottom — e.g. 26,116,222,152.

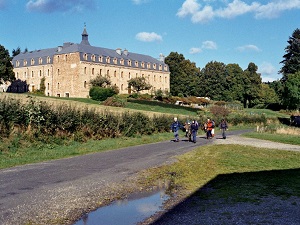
39,58,43,64
84,53,88,60
128,60,132,66
106,57,110,64
147,63,151,69
47,56,51,63
113,58,117,64
141,62,145,68
120,59,124,65
153,63,156,69
164,65,168,71
91,54,96,62
16,60,20,67
99,56,103,62
23,60,27,66
135,61,138,67
31,58,35,65
159,65,162,70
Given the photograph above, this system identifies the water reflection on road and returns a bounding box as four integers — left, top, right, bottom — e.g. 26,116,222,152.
74,189,168,225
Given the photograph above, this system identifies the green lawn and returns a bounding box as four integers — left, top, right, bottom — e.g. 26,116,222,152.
140,144,300,201
243,132,300,145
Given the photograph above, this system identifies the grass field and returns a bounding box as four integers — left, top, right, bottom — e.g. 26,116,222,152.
139,144,300,202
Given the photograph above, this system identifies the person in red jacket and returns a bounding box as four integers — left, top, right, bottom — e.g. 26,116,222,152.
206,118,213,139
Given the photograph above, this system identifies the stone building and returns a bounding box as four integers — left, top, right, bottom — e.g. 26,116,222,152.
11,26,170,98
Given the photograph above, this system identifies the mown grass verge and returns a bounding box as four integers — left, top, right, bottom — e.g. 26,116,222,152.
243,132,300,145
139,144,300,202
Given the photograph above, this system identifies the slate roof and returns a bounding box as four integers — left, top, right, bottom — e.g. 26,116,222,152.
12,28,169,72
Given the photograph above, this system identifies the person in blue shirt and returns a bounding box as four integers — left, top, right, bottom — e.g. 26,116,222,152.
170,117,182,142
219,119,228,139
190,120,199,143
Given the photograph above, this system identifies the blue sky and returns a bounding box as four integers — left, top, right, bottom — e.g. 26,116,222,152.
1,0,300,82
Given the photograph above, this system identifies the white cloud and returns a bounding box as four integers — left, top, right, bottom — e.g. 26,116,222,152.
189,47,202,54
255,0,300,19
258,62,277,75
177,0,300,23
216,0,260,19
177,0,201,17
258,62,279,82
236,44,261,52
26,0,96,13
135,32,162,42
202,40,217,49
132,0,150,4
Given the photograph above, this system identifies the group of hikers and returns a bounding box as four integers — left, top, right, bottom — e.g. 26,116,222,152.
170,117,228,143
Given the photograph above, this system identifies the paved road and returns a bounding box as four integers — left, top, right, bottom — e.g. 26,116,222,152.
0,130,250,224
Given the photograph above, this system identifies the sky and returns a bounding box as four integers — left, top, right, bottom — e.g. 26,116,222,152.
1,0,300,82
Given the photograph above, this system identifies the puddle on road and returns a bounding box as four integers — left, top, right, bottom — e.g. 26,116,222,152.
73,189,169,225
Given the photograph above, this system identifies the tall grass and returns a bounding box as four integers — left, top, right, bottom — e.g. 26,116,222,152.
0,97,174,140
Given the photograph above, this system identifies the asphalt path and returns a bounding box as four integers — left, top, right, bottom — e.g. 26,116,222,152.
0,129,250,224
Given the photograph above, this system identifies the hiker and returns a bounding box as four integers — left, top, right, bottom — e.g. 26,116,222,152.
190,120,199,143
211,119,215,137
205,118,213,139
170,117,183,142
184,121,192,142
219,119,228,139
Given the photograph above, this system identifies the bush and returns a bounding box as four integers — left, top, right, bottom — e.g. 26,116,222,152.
103,96,127,107
210,105,230,123
89,87,116,101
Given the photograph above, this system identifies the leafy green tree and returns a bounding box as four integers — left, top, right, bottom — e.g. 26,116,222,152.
12,47,21,58
224,63,245,102
243,62,262,107
199,61,227,100
0,45,15,84
280,28,300,81
257,83,279,105
127,77,152,93
90,75,111,87
268,80,283,104
165,52,200,97
282,72,300,110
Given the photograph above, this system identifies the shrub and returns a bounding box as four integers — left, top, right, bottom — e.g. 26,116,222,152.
103,96,127,107
89,87,116,101
210,105,230,123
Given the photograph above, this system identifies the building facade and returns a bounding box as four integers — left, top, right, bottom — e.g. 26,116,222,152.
11,27,170,98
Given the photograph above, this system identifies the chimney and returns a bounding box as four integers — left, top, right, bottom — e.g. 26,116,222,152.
123,49,128,56
159,53,165,62
116,48,122,55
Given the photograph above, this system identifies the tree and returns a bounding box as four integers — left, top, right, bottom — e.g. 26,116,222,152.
257,83,279,105
243,62,262,107
224,63,245,102
199,61,227,101
90,75,111,87
165,52,200,97
0,45,15,84
280,28,300,81
127,77,152,93
12,47,21,58
282,72,300,110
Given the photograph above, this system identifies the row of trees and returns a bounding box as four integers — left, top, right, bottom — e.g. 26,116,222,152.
165,28,300,110
165,53,265,108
